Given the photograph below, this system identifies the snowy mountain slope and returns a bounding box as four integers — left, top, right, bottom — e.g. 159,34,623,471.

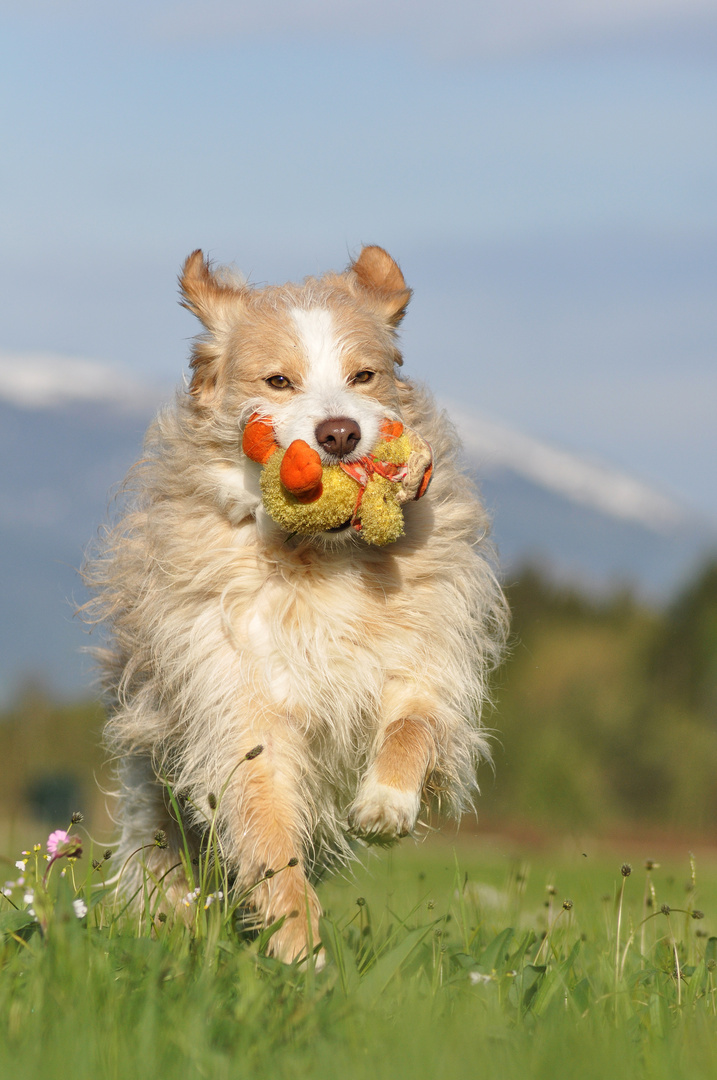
0,358,714,701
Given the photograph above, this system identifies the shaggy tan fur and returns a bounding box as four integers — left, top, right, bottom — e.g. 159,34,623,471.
84,246,508,963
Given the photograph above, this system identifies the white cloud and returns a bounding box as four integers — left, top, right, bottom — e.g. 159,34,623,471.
0,352,163,410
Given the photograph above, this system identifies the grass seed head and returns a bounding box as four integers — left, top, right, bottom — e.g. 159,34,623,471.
71,811,84,824
154,830,168,849
621,863,632,877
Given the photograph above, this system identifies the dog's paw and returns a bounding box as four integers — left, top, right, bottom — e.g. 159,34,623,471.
266,912,324,968
348,779,421,842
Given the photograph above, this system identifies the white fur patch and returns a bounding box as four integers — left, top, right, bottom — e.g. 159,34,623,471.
246,604,292,703
348,777,421,840
270,306,382,461
209,459,262,526
291,307,344,394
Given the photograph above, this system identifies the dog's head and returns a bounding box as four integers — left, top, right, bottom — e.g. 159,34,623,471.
179,246,411,465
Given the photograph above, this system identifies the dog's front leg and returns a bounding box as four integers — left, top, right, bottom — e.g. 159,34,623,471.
349,685,438,842
226,736,322,965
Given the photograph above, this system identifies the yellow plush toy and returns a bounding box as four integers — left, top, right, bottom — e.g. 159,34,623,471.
242,416,433,546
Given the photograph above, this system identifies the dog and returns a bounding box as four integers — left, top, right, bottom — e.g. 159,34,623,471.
85,245,507,962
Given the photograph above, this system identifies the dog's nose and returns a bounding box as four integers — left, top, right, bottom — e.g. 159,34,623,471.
315,417,362,457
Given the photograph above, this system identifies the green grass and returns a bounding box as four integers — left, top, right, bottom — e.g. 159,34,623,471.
2,830,717,1080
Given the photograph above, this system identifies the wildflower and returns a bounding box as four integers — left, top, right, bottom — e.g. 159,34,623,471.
46,831,68,856
15,860,27,871
71,811,84,824
469,971,492,985
182,888,201,907
72,898,88,919
47,831,82,859
33,844,41,853
153,830,168,849
204,891,224,909
621,864,632,877
563,899,574,911
23,890,34,906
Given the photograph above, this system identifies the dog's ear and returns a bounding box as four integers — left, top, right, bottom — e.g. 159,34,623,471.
180,249,245,332
348,246,412,327
180,250,246,402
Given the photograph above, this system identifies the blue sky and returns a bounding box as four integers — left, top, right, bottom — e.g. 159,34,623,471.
2,0,716,517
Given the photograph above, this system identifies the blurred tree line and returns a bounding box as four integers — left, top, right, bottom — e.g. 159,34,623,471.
480,559,717,832
0,559,716,838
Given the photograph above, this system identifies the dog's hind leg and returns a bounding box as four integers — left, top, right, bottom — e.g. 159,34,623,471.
112,753,199,913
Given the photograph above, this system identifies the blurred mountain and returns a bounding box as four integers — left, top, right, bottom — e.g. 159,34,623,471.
0,359,714,703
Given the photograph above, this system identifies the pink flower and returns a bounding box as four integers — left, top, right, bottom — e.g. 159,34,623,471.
46,830,82,860
47,830,70,856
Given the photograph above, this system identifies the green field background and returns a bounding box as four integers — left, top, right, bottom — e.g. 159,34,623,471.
1,560,716,1079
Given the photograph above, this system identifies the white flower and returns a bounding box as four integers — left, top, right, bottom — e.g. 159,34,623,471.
182,887,201,907
203,890,224,909
469,971,493,985
23,890,34,906
72,898,88,919
15,860,27,871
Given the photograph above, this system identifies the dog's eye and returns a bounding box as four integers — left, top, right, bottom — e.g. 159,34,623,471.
266,375,292,389
352,371,375,384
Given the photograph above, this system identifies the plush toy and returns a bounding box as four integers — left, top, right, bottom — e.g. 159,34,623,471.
242,415,433,546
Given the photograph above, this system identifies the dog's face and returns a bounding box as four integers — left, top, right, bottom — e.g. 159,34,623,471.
179,246,412,466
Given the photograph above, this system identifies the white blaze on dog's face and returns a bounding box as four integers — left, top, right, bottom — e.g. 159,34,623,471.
267,305,390,463
179,246,412,464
